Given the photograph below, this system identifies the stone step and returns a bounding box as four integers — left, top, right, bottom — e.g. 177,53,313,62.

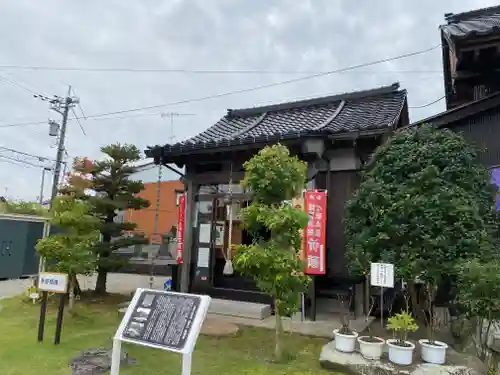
208,298,272,320
118,297,272,321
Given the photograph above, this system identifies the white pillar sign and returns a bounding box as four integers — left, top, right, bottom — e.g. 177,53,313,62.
111,288,211,375
370,262,394,288
370,262,394,328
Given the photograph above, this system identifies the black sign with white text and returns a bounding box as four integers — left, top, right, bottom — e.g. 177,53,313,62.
122,290,201,351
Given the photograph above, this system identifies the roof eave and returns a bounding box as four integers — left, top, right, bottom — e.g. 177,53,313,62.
149,128,392,164
408,91,500,128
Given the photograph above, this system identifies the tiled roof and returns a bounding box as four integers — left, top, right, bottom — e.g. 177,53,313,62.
441,6,500,43
147,83,407,158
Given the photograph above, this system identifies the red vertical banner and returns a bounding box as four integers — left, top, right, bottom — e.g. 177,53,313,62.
176,193,186,264
303,190,327,275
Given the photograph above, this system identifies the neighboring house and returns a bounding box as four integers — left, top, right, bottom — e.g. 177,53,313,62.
146,82,409,320
440,5,500,110
414,5,500,167
406,5,500,310
125,179,184,242
123,160,184,242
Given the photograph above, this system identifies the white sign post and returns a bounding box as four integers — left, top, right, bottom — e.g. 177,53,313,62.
111,288,211,375
38,272,69,294
370,263,394,328
37,272,69,344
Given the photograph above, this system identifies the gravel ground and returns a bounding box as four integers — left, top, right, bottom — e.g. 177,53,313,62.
0,273,170,300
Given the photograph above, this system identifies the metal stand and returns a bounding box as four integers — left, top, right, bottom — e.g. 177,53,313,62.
182,353,192,375
110,339,122,375
380,287,384,329
300,293,305,321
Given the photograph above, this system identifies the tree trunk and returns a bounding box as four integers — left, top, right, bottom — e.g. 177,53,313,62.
95,269,108,295
407,281,425,320
73,277,81,296
274,302,284,362
68,275,75,312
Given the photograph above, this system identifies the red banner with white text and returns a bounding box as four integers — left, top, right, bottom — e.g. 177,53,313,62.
176,193,186,264
303,190,327,275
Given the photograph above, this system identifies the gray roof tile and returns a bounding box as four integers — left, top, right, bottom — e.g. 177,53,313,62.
151,83,407,155
441,6,500,42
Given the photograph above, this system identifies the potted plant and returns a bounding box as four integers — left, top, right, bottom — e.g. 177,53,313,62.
357,327,385,360
386,311,418,365
419,283,448,364
333,304,358,353
357,312,385,360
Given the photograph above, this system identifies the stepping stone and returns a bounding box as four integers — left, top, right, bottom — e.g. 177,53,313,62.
70,348,135,375
201,316,239,337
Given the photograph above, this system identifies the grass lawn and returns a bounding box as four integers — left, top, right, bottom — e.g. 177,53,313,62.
0,293,342,375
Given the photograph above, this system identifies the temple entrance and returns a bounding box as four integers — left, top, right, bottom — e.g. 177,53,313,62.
194,184,266,301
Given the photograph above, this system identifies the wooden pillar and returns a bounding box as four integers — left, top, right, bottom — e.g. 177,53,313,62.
306,161,317,321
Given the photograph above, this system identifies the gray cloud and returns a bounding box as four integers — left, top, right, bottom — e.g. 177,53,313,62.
0,0,496,199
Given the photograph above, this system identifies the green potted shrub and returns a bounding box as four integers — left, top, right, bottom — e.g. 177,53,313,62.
386,311,418,365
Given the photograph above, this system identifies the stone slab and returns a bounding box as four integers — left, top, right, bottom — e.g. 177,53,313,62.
69,348,135,375
208,298,272,320
319,340,485,375
201,316,239,337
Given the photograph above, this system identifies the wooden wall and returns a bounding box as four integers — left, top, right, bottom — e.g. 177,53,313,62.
316,170,361,278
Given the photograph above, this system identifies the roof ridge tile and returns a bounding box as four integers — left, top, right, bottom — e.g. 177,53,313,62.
227,82,400,118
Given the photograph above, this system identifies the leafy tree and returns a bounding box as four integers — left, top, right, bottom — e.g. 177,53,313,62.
345,126,498,318
456,259,500,365
59,157,94,197
0,200,49,216
36,195,100,310
233,144,311,362
83,144,150,294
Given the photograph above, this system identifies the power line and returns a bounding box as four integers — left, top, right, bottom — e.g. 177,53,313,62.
71,87,88,119
0,72,46,98
409,95,446,109
0,154,41,168
0,145,57,162
71,107,87,136
0,157,34,169
0,64,444,75
78,44,441,119
0,111,196,129
0,44,440,129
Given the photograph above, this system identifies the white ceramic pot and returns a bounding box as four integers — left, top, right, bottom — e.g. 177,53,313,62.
386,339,415,365
419,339,448,364
357,336,385,360
333,329,359,353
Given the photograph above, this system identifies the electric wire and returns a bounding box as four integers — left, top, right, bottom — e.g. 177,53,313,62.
0,146,57,162
409,95,446,109
0,44,440,128
0,154,41,168
0,65,444,75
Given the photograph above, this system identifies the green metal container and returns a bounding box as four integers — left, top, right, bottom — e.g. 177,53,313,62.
0,214,48,279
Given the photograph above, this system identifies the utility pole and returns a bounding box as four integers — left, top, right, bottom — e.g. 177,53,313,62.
48,86,79,206
39,167,47,205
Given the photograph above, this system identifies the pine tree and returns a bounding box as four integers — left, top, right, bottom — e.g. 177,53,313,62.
36,195,100,311
85,144,150,294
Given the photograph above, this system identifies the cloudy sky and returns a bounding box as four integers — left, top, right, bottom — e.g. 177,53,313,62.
0,0,496,200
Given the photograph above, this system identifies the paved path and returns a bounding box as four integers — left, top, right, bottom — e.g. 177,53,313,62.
0,273,170,300
0,278,33,299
